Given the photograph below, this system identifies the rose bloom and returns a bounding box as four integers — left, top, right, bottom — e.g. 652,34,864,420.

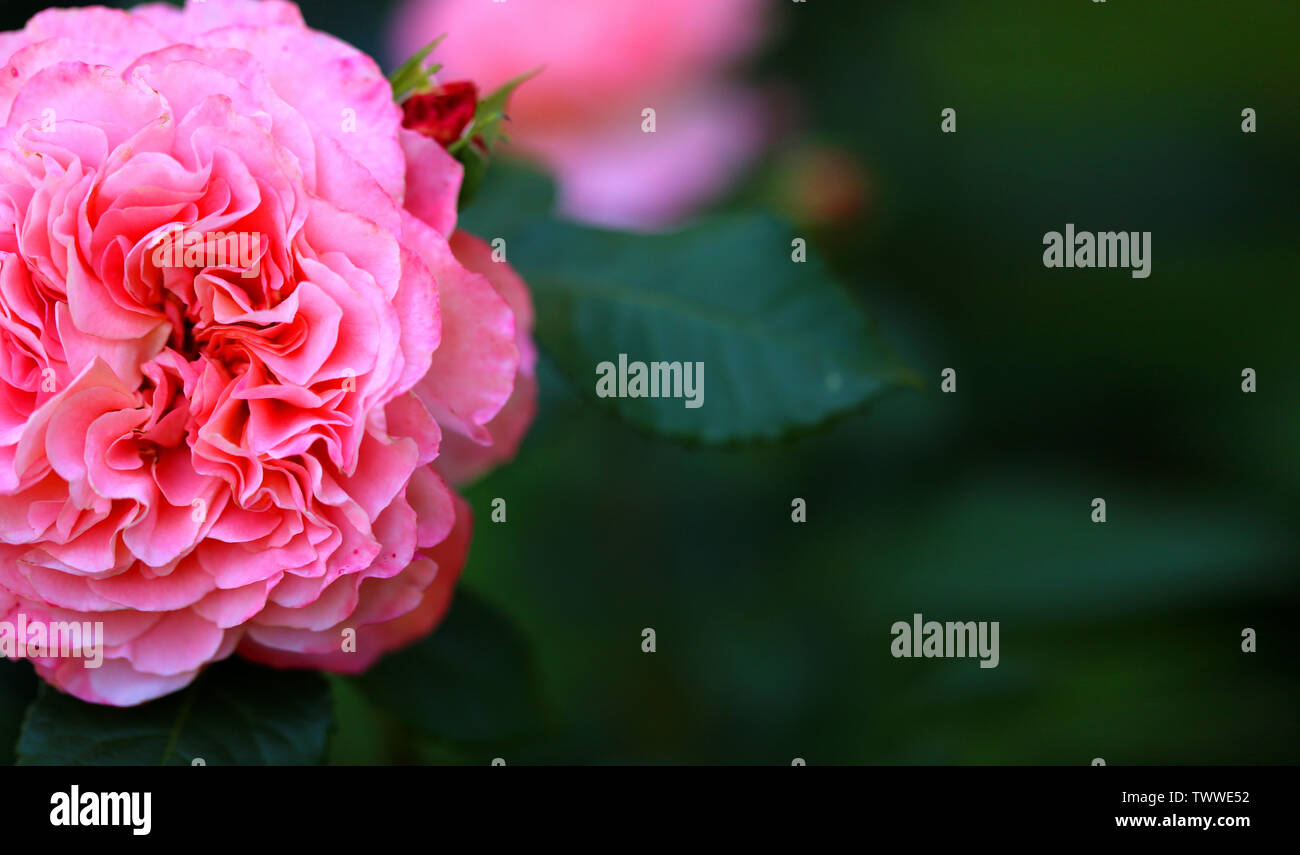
0,0,536,705
389,0,772,230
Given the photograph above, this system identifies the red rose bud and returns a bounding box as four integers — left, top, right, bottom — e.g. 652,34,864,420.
402,80,479,148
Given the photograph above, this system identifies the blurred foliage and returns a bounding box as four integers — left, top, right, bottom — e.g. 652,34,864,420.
0,0,1294,764
355,589,547,748
452,0,1299,764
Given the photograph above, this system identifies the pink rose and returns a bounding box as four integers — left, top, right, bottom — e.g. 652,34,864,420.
0,0,535,705
389,0,772,229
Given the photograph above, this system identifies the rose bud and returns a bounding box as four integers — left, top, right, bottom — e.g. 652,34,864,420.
402,80,481,149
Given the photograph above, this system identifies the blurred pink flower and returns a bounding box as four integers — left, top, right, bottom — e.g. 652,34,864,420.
390,0,772,229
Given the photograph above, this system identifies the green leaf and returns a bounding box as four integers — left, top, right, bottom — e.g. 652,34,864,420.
355,589,544,746
389,35,446,102
503,213,916,442
0,659,37,765
16,659,331,765
462,164,913,440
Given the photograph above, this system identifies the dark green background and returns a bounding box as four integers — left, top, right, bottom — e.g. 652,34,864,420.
2,0,1295,764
